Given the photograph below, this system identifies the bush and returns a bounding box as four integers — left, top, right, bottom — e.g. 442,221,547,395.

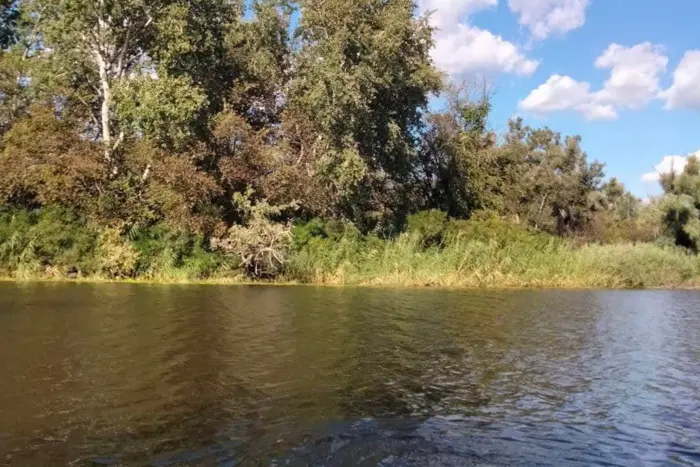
292,217,361,248
406,210,448,247
445,215,559,251
95,228,139,278
287,218,371,282
212,191,296,278
129,223,225,280
0,206,98,278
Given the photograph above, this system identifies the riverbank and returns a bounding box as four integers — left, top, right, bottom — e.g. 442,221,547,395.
2,208,699,290
3,240,700,290
283,221,700,289
289,246,700,290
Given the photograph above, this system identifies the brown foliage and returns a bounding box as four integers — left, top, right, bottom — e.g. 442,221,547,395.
119,140,225,234
0,106,105,211
212,112,273,191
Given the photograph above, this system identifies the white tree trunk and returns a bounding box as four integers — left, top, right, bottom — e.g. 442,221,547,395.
96,0,115,171
97,52,112,165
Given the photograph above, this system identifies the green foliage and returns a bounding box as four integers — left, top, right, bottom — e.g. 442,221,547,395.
213,189,296,278
0,207,230,280
286,214,700,289
0,207,697,289
288,0,442,227
129,223,225,280
659,156,700,251
0,206,98,277
95,227,140,278
406,210,448,247
292,218,363,247
287,218,379,283
444,215,561,251
114,75,208,149
0,0,690,289
152,0,242,116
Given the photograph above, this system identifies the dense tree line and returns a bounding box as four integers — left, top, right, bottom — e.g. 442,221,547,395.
0,0,677,278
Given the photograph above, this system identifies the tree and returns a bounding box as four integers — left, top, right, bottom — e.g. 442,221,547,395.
602,178,639,220
287,0,442,230
36,0,168,168
416,82,497,218
0,0,666,276
659,156,700,251
0,104,103,211
495,120,605,234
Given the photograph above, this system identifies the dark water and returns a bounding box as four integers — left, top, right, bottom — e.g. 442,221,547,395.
2,284,700,466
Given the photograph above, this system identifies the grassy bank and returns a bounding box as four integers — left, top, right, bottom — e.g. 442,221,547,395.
2,239,699,289
285,219,700,289
287,236,700,289
1,207,699,289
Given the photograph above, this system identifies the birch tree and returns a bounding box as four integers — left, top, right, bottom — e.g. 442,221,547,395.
39,0,162,170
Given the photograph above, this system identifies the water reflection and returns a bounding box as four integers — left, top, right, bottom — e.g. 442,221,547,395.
1,284,700,465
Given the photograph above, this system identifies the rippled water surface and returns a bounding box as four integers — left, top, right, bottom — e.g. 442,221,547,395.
1,283,700,466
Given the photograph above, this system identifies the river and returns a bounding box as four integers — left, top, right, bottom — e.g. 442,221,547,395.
1,283,700,466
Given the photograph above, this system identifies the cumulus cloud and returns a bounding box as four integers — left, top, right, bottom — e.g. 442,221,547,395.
641,151,700,182
661,50,700,111
518,74,617,119
507,0,589,40
417,0,497,30
594,43,668,109
518,43,668,120
418,0,539,76
432,24,540,76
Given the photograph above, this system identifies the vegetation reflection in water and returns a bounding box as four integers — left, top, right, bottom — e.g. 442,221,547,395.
1,283,700,465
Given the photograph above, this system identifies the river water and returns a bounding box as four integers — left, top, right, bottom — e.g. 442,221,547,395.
1,283,700,466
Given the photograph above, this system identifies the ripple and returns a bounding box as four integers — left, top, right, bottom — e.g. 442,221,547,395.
0,285,700,465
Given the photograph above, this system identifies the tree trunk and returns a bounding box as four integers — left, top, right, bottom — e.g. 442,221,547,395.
97,52,112,166
96,0,115,172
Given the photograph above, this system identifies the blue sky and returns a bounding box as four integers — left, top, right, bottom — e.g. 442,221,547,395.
417,0,700,197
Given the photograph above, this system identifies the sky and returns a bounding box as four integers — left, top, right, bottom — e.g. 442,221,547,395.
416,0,700,197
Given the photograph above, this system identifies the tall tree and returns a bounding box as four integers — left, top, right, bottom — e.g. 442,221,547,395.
35,0,168,169
288,0,442,230
659,156,700,251
416,83,497,218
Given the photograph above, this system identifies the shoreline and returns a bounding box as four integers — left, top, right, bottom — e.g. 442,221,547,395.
2,276,699,291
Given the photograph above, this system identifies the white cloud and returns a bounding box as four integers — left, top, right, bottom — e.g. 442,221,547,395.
508,0,589,40
418,0,497,30
594,43,668,109
518,74,616,119
661,50,700,111
577,102,617,120
418,0,539,76
641,151,700,182
519,42,668,120
432,24,540,76
518,75,586,112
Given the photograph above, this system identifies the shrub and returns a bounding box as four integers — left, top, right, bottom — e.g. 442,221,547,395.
95,228,140,278
0,206,98,277
129,223,225,280
212,190,296,278
406,210,448,247
445,215,559,251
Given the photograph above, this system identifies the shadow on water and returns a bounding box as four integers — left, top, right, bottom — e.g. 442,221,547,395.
1,284,700,465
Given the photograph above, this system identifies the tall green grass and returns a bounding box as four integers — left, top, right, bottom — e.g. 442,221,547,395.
285,217,700,288
2,207,699,288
